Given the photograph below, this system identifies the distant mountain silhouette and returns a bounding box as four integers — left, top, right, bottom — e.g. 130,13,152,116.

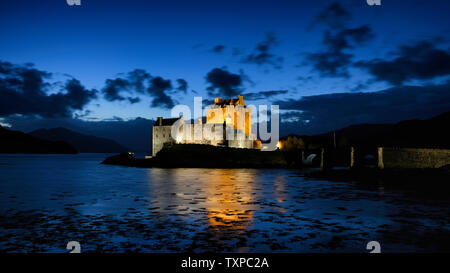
29,127,129,153
0,125,77,154
317,111,450,149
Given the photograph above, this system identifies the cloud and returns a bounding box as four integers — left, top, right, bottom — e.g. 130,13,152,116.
0,61,97,117
306,25,374,77
147,76,175,108
175,78,188,93
102,69,152,102
311,1,351,29
349,81,369,92
206,67,243,97
275,83,450,135
127,69,151,93
242,31,284,69
242,90,288,101
127,97,140,104
356,41,450,85
102,69,183,109
305,2,374,78
103,78,130,101
211,45,225,53
63,79,97,111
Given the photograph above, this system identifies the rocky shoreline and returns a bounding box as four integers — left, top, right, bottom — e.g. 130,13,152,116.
101,144,312,169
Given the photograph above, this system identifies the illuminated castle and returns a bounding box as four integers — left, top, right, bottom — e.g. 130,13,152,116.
152,95,259,156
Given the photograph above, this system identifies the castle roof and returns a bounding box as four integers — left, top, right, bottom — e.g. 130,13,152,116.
155,117,180,126
214,95,245,107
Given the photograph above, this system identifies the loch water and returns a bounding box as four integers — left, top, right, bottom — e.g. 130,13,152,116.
0,154,449,253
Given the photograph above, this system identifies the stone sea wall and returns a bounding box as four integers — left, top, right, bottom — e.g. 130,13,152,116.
378,147,450,169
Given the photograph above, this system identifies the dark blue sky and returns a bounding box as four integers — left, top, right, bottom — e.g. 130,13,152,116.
1,0,450,138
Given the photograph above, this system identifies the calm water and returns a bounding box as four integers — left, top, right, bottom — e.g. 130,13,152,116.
0,154,448,253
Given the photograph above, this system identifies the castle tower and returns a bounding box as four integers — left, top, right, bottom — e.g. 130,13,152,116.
206,95,251,136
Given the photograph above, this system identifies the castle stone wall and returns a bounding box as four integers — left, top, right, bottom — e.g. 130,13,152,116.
152,125,174,156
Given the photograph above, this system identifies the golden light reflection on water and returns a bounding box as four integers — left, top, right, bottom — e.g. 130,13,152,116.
147,168,257,232
203,169,256,232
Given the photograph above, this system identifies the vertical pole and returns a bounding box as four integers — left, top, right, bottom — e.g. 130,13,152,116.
378,147,384,169
152,127,155,157
320,148,324,170
350,146,355,168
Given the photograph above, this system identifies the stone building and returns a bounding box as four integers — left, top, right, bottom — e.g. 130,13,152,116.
152,95,259,156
